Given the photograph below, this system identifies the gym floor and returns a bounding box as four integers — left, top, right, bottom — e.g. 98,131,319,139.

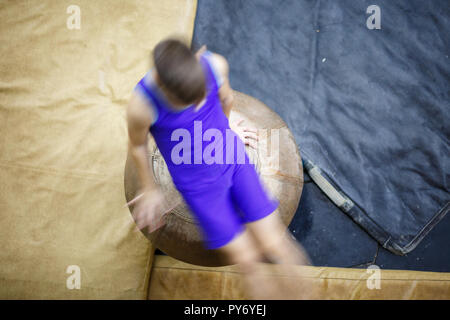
156,0,450,273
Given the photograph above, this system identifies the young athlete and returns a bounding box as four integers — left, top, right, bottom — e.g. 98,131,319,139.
126,37,311,298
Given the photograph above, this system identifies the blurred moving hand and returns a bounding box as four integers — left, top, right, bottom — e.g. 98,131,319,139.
125,188,169,233
231,119,259,149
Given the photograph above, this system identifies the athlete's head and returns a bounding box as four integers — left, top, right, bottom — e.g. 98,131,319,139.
153,37,206,109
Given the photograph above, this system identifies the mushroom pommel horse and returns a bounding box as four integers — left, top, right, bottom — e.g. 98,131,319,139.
124,91,303,267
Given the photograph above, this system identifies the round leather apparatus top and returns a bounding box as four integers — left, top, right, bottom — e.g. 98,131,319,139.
124,91,303,266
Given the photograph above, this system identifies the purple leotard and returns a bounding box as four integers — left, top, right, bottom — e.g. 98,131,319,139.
133,51,278,249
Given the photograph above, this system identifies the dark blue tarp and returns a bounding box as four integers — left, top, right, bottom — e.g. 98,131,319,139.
192,0,449,255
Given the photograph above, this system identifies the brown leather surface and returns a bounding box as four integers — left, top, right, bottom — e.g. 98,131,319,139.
0,0,197,299
148,255,450,300
124,91,304,266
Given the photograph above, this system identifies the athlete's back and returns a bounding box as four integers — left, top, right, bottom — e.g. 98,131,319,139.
132,49,245,193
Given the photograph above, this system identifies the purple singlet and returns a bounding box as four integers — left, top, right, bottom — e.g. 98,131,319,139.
133,51,278,249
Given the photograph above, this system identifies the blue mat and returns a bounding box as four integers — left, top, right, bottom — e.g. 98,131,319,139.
192,0,449,258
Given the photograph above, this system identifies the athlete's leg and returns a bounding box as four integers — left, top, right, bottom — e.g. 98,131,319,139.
215,227,263,271
246,211,311,266
230,159,310,266
215,227,291,299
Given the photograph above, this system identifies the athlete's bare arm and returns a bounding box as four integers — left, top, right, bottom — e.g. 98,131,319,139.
126,92,157,192
126,91,167,232
208,51,258,148
209,53,234,118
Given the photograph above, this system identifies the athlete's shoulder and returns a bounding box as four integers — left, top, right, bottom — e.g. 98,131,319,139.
202,50,229,88
203,51,229,78
127,89,156,128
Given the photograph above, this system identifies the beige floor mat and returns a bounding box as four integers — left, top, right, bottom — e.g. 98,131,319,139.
149,255,450,300
0,0,197,299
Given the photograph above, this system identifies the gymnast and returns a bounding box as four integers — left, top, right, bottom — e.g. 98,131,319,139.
126,37,311,298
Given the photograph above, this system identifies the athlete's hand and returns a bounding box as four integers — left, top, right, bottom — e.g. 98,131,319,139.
231,119,259,149
125,188,171,233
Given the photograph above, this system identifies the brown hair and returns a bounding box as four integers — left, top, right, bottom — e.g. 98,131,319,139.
153,38,206,106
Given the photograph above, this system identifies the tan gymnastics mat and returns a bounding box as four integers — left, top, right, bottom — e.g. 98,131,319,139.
148,255,450,300
0,0,197,299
